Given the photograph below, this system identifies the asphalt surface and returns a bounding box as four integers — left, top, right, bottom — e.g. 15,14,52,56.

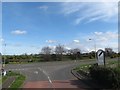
4,58,117,88
4,60,96,82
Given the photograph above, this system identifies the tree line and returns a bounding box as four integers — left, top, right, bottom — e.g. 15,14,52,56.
1,45,119,64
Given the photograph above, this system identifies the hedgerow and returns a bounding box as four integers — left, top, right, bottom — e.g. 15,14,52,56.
89,64,120,89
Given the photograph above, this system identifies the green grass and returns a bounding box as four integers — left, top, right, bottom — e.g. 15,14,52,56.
2,76,7,83
9,74,25,89
2,71,26,89
73,64,92,72
7,71,20,76
106,60,119,68
0,77,2,85
74,60,119,73
107,60,118,65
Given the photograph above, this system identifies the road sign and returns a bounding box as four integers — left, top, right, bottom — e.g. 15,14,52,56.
97,49,105,66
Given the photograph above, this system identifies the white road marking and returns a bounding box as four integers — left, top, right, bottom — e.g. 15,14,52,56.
8,68,26,71
47,74,52,84
21,69,25,70
8,78,16,88
34,71,38,74
38,67,55,89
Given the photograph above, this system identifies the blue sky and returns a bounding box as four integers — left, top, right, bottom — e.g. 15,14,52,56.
1,2,118,55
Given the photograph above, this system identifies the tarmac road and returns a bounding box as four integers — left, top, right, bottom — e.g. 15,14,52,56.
4,60,96,89
4,58,117,89
4,60,96,81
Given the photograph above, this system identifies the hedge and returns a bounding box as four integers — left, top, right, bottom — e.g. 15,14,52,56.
89,64,120,89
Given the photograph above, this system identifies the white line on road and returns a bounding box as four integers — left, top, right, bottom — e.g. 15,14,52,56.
38,67,55,89
21,69,25,70
8,68,29,71
34,71,38,74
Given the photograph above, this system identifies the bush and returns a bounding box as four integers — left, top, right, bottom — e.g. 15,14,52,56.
5,60,9,64
56,54,63,61
51,54,57,61
89,65,120,89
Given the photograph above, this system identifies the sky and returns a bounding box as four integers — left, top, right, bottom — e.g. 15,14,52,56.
1,1,118,55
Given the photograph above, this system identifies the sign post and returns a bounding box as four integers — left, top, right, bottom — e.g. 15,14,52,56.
97,49,105,66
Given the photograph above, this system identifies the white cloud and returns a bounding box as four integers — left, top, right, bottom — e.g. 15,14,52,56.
94,32,103,35
46,40,57,43
94,31,118,42
5,44,44,55
49,45,56,49
0,38,4,42
65,46,71,50
73,39,80,43
86,31,118,52
11,30,27,35
63,31,118,53
38,5,48,11
61,2,118,24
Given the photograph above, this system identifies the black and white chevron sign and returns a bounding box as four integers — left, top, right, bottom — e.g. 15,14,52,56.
97,49,105,66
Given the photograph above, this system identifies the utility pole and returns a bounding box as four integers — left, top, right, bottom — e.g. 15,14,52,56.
89,38,97,61
3,43,6,67
0,53,2,69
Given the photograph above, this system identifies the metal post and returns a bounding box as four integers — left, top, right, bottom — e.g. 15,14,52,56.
89,39,97,61
93,39,97,61
0,53,2,69
3,43,6,67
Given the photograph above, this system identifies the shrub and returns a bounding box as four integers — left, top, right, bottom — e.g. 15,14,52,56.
51,54,57,61
89,64,120,89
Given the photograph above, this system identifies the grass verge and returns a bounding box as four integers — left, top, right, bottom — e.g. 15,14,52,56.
2,71,26,89
9,74,25,89
73,64,91,72
2,76,7,83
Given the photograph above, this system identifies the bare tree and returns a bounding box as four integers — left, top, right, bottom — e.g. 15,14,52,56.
70,48,81,54
70,48,81,60
41,46,52,54
41,46,52,61
55,44,65,61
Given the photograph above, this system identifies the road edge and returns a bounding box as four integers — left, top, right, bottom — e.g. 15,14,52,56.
71,68,105,90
